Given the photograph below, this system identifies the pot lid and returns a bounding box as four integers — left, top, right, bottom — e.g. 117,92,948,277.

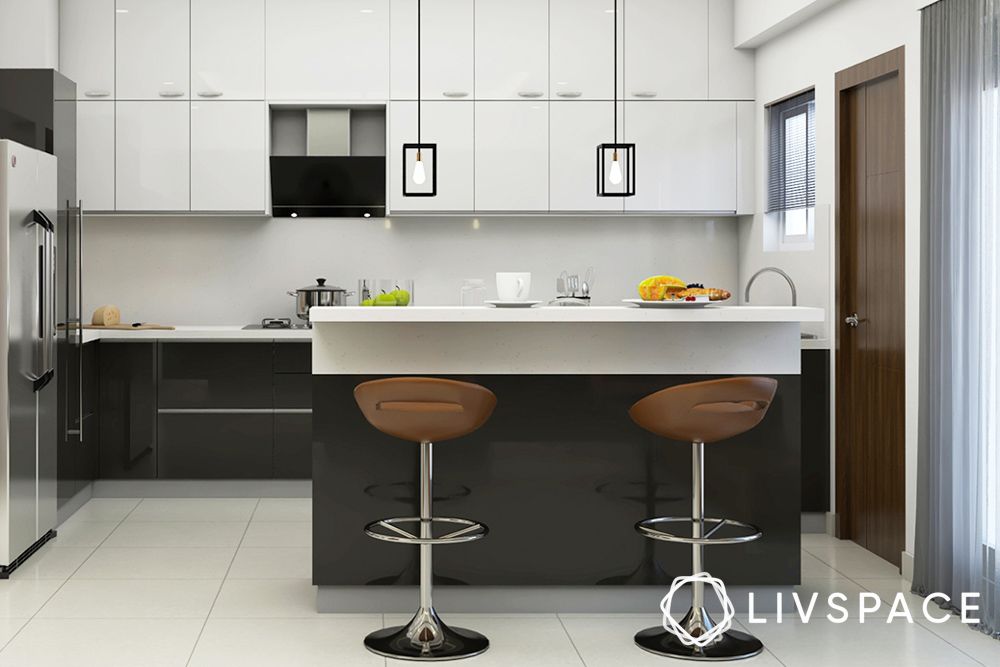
298,278,345,292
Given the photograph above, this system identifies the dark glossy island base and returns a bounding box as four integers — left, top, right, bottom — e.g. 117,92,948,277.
313,374,801,600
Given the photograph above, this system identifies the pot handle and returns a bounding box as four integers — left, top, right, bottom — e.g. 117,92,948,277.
287,291,298,297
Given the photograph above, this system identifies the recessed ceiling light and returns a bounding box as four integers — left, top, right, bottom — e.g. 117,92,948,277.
116,8,128,13
604,8,615,13
557,81,568,85
163,81,175,86
360,8,374,13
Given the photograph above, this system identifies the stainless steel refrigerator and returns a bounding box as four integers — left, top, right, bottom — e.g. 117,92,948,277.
0,139,58,575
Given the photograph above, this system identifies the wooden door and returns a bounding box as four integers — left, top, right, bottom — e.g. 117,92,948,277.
835,47,906,568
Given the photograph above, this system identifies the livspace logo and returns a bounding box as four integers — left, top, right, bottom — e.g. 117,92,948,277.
660,572,983,640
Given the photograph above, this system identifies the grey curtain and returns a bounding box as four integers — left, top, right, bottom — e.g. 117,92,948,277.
915,0,1000,638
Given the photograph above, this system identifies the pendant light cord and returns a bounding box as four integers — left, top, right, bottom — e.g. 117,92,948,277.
613,0,618,145
417,0,422,147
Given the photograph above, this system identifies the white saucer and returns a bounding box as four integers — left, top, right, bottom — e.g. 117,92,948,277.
622,298,716,308
485,300,543,308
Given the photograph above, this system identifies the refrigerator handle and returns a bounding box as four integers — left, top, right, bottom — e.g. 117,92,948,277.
78,201,84,442
28,209,55,393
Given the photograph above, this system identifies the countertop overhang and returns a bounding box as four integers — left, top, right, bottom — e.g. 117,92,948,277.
309,305,825,323
80,326,312,343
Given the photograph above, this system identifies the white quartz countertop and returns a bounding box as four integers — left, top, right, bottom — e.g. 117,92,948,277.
80,325,312,343
310,305,825,323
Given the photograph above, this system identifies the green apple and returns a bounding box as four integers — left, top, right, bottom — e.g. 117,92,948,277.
393,289,411,306
360,298,375,306
374,293,398,307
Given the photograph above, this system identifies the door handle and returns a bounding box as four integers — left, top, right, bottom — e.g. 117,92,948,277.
556,91,582,98
517,91,544,98
441,91,469,98
845,313,862,327
158,90,185,98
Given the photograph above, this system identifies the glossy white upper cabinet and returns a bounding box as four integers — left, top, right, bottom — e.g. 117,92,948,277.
550,0,620,101
191,102,267,211
623,0,708,100
389,101,474,211
708,0,754,100
390,0,473,100
191,0,265,100
59,0,115,100
474,102,548,210
736,100,754,214
624,102,736,212
116,101,190,211
550,102,624,211
475,0,548,100
115,0,189,100
267,0,388,100
77,101,116,210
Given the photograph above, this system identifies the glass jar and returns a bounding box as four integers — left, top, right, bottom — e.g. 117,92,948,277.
460,278,487,306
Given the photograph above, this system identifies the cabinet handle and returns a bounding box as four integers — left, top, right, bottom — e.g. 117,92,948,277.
158,90,185,98
84,90,110,98
517,91,544,98
556,91,582,98
631,91,659,98
196,91,223,98
442,91,469,98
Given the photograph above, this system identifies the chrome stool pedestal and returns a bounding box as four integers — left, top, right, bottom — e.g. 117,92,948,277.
363,440,489,662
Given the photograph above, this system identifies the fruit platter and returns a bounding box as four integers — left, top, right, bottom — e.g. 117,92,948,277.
623,275,731,308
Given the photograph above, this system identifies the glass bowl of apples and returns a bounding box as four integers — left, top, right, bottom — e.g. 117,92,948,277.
359,279,413,307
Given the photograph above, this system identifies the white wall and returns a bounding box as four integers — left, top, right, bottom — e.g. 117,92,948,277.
742,0,923,563
82,215,740,325
0,0,58,68
733,0,843,47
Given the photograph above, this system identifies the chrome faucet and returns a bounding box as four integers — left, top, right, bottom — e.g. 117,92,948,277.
744,267,797,306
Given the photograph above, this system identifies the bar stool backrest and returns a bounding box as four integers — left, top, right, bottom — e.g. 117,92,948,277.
629,377,778,444
354,377,497,443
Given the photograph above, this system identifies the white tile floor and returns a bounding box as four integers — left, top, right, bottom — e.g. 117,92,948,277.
0,497,996,666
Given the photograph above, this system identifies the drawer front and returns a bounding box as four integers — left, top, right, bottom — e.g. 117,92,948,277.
158,342,273,409
274,413,311,479
274,342,311,373
158,413,273,479
274,374,311,409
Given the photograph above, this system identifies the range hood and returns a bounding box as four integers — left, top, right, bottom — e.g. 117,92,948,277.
270,108,386,218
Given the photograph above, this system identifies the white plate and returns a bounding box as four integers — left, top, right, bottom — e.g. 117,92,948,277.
622,298,717,308
485,300,543,308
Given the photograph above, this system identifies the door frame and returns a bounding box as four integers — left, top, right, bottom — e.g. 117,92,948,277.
833,45,906,543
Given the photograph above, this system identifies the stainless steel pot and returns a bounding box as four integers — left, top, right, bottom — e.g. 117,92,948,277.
287,278,353,321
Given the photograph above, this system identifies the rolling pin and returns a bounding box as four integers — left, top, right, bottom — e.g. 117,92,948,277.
91,305,122,327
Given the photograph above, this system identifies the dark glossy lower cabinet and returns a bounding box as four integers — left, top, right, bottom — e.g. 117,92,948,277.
801,349,831,512
99,342,158,479
158,413,274,478
98,341,311,479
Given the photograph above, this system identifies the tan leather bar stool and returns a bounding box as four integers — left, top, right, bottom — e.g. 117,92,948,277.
629,377,778,661
354,377,497,661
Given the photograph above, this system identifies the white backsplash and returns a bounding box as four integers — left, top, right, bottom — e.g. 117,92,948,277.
83,215,739,325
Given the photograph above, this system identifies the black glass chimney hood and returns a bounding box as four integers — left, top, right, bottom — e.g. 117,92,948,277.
270,156,386,218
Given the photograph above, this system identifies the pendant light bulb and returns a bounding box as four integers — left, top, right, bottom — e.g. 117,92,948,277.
609,151,623,185
412,151,427,185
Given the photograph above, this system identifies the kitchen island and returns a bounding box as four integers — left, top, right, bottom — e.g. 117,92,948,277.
310,305,824,612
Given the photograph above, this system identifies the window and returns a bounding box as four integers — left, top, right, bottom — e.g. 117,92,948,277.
766,90,816,249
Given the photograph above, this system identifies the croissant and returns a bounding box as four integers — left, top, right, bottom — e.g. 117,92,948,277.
675,287,731,302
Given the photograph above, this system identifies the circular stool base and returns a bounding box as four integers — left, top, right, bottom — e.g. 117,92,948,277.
365,622,489,662
634,626,763,662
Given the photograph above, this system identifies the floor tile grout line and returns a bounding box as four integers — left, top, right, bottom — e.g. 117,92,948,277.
555,614,588,666
184,497,262,667
0,497,143,654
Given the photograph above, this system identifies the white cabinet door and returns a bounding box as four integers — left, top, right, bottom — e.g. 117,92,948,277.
116,101,190,211
708,0,754,100
474,102,548,210
191,101,266,211
390,0,473,101
267,0,388,100
115,0,189,100
736,100,754,215
550,102,624,212
59,0,115,100
389,101,474,211
77,101,115,210
623,0,708,100
191,0,265,100
550,0,620,101
624,102,736,212
475,0,547,100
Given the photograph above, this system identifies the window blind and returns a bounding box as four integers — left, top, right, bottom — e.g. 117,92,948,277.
766,90,816,213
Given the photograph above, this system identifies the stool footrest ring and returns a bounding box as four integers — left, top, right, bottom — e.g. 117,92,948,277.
635,516,762,545
365,516,489,545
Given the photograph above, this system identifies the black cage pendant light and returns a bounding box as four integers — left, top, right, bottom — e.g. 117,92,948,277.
403,0,437,197
597,0,634,197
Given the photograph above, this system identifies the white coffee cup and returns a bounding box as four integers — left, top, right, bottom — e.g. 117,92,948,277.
496,272,531,301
